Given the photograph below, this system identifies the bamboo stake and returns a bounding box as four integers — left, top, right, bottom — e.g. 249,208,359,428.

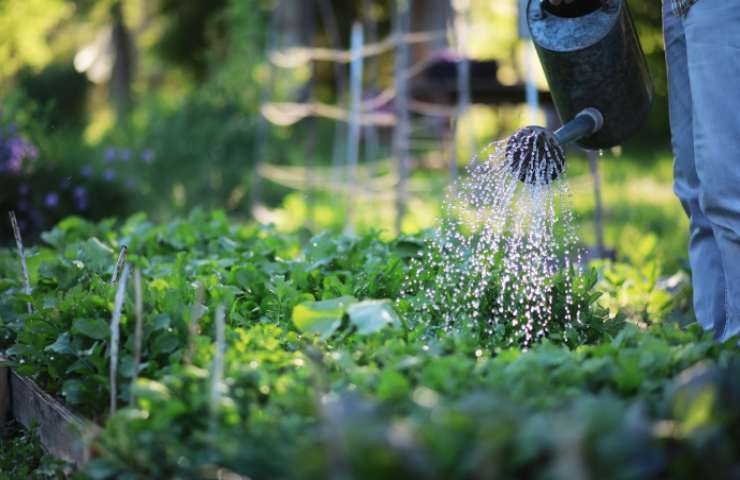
209,305,226,435
8,211,32,314
588,149,606,258
316,0,349,189
184,281,205,366
129,268,143,406
393,1,412,234
250,0,281,215
363,0,382,182
453,5,473,180
110,263,129,415
345,22,365,234
111,245,128,285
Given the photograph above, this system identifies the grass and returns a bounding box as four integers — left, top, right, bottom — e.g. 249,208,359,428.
266,146,688,272
566,147,687,271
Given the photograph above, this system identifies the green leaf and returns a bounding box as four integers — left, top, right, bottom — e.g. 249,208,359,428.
151,314,171,331
130,379,171,405
393,238,425,258
151,333,179,355
376,369,411,402
84,459,121,480
292,296,356,339
347,300,401,335
72,318,109,340
45,332,75,355
77,238,115,274
61,379,84,405
4,344,35,357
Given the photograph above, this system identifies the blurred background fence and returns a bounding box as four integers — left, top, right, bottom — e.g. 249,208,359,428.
0,0,680,267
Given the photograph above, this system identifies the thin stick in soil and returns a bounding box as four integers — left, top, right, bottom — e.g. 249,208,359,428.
110,264,129,415
209,305,226,434
8,211,32,314
184,281,206,365
130,268,143,406
111,245,128,285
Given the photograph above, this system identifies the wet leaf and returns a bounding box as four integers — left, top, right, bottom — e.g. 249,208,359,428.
292,296,356,339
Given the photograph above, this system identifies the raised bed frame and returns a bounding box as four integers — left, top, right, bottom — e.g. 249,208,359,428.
0,359,97,467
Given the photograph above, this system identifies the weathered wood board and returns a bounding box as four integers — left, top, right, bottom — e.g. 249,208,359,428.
0,364,9,428
0,362,98,467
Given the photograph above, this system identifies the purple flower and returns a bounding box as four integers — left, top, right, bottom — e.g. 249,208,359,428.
45,192,60,208
103,168,115,181
81,165,93,178
0,119,38,175
73,186,88,210
120,149,131,162
18,183,29,196
6,155,22,173
141,149,155,164
1,135,37,173
104,147,117,164
124,177,137,190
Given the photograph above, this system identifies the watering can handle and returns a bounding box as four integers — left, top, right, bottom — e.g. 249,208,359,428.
540,0,612,18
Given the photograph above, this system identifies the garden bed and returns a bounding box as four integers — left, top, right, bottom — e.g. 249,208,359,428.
11,368,94,465
1,211,739,479
0,358,95,466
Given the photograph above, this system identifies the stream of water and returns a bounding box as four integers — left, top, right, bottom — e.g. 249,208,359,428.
405,130,583,347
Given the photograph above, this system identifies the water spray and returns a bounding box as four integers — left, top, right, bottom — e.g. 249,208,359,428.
509,0,654,185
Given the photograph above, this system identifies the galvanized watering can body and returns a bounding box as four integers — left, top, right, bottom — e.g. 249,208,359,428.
526,0,654,149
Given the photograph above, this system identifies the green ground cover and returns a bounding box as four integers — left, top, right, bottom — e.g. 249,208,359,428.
1,210,738,479
266,148,687,271
0,422,71,479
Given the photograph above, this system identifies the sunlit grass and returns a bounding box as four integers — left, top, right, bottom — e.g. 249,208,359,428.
267,147,687,271
566,148,687,271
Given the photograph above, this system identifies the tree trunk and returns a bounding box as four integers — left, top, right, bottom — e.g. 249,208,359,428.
110,1,135,119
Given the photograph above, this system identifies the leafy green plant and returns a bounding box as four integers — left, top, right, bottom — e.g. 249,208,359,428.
0,422,72,479
1,211,737,480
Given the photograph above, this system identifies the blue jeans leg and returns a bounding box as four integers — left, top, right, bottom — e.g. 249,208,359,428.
663,1,726,334
683,0,740,341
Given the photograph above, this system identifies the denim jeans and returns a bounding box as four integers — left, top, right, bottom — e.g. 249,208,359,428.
663,0,740,341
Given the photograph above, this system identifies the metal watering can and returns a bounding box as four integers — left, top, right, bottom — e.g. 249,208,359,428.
508,0,654,184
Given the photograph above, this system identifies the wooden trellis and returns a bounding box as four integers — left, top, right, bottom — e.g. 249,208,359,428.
252,0,473,233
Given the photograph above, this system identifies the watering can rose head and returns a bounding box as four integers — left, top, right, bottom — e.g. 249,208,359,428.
505,126,565,185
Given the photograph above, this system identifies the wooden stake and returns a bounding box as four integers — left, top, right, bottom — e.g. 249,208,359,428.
110,264,129,415
130,268,143,406
345,22,365,234
588,149,606,258
453,4,473,180
8,211,32,314
209,305,226,434
184,281,205,366
393,1,412,234
111,245,128,285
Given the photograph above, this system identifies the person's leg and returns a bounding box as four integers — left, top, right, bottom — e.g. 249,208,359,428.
663,1,725,332
684,0,740,341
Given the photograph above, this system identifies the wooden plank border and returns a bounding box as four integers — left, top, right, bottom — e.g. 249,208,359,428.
0,364,9,428
0,358,99,467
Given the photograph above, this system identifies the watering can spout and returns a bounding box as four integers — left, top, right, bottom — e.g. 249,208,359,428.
553,108,603,147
